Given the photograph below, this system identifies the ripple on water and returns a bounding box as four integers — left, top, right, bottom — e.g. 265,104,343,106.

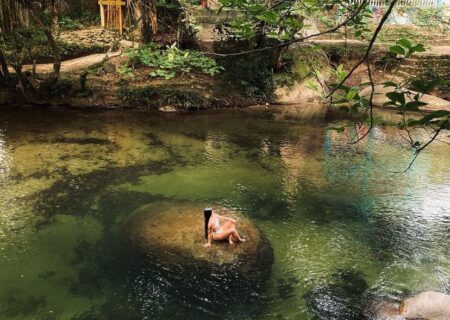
0,110,449,319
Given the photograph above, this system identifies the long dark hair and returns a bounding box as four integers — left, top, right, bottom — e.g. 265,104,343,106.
204,207,212,239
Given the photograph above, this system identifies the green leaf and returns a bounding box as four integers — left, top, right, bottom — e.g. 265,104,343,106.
386,91,406,105
383,81,398,88
403,100,428,111
256,11,278,23
410,79,439,93
411,44,426,53
397,38,412,49
389,45,406,56
408,110,450,126
346,90,357,100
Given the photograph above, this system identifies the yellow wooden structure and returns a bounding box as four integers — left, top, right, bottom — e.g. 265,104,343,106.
98,0,125,34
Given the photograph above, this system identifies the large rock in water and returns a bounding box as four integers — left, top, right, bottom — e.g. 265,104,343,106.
123,202,274,316
364,291,450,320
400,291,450,319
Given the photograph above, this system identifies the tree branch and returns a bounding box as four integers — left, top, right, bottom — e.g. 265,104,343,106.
205,0,369,57
326,0,398,98
350,61,374,144
401,121,447,173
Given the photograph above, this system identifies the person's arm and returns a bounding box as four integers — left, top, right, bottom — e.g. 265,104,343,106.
204,225,213,247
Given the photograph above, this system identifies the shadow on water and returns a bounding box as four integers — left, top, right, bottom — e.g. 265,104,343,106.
304,269,370,320
124,260,274,319
33,161,175,220
0,289,47,319
61,215,274,320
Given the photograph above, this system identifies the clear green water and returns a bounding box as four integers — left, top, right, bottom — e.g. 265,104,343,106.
0,107,449,320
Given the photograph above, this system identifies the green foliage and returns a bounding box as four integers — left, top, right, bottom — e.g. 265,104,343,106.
274,45,329,91
382,78,441,110
342,5,372,39
118,86,208,110
332,80,369,114
412,6,450,30
38,41,108,63
117,65,135,78
376,26,420,44
49,78,73,97
59,11,100,30
79,10,101,26
408,110,450,128
219,53,275,102
157,0,184,10
124,44,223,79
4,28,108,64
216,0,307,41
59,16,82,30
217,0,371,48
61,6,100,25
388,38,425,58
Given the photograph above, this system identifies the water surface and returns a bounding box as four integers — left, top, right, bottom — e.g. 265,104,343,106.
0,107,449,319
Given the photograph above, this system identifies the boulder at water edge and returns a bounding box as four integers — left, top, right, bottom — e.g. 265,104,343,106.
399,291,450,320
359,85,450,112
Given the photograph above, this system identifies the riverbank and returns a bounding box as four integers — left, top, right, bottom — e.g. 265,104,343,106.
2,36,449,112
0,47,324,110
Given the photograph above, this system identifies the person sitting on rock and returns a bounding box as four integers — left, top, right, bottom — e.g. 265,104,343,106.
203,207,245,247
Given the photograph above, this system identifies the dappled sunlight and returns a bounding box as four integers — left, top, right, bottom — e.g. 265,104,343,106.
204,131,233,165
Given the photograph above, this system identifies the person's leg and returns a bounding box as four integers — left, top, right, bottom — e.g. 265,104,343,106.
222,220,236,232
213,227,244,244
213,228,236,241
231,229,244,242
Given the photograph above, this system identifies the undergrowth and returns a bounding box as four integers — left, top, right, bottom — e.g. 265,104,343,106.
122,43,223,79
118,86,209,110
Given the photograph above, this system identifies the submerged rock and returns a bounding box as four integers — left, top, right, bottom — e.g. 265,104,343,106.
304,269,370,320
123,202,274,316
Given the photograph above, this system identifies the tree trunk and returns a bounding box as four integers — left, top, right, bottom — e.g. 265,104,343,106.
133,0,156,43
150,0,157,35
0,48,10,78
0,0,28,35
272,45,288,71
43,1,61,83
43,28,61,78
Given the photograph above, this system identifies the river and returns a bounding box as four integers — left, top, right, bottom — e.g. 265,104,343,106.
0,106,449,319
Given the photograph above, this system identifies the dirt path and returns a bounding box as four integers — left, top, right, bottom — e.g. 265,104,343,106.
8,39,137,75
8,51,122,75
309,39,450,55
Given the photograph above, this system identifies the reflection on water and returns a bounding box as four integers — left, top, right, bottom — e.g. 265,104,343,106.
0,107,449,319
